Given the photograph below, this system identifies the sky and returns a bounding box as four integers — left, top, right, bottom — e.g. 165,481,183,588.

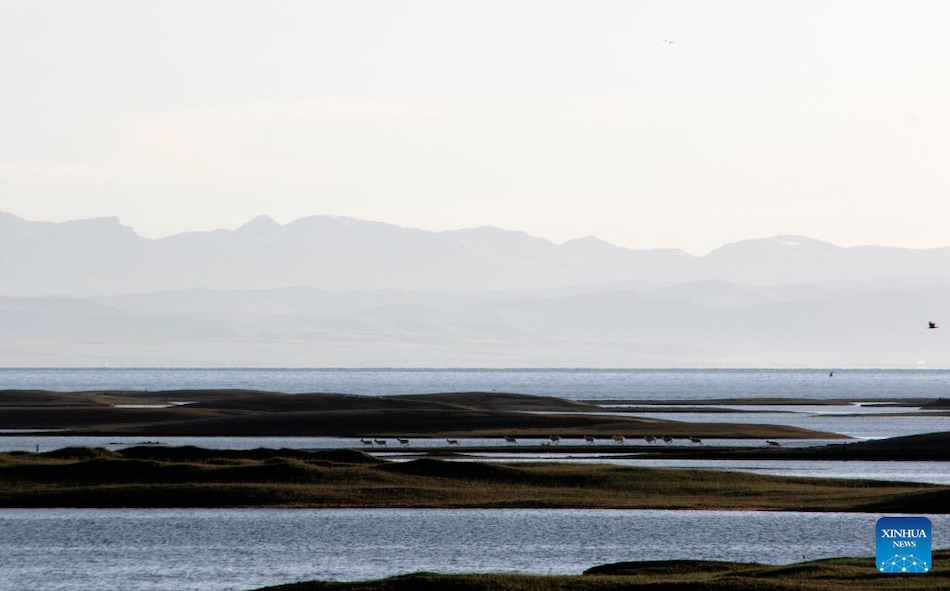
1,0,948,255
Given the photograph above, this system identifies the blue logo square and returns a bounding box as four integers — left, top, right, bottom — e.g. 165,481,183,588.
876,516,931,574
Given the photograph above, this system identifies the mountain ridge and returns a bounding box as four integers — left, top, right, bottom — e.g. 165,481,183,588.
2,211,950,296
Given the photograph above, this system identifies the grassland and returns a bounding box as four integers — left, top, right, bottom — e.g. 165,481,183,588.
252,550,950,591
1,445,947,511
0,389,843,439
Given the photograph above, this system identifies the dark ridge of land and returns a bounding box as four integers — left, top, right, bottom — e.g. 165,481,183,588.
0,388,277,407
253,550,950,591
596,397,935,406
803,431,950,460
0,445,947,511
0,389,844,439
84,411,834,439
390,391,601,412
184,391,600,413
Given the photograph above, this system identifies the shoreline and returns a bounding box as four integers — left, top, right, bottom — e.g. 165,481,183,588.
248,550,950,591
1,442,948,511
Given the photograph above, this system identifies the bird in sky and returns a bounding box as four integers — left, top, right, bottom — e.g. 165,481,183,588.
662,39,675,44
928,321,939,329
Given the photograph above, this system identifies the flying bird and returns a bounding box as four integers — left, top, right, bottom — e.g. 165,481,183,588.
662,39,675,44
928,321,939,329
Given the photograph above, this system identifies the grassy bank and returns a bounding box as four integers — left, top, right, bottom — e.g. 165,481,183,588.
0,389,844,439
1,446,947,511
252,550,950,591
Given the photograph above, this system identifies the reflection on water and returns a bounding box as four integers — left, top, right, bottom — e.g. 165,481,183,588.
2,508,945,591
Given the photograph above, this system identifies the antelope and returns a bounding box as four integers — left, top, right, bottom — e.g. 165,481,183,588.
548,435,561,445
612,434,625,445
689,436,703,445
397,438,411,446
505,436,518,445
446,438,460,446
662,436,674,444
644,435,656,444
767,440,781,447
584,435,596,444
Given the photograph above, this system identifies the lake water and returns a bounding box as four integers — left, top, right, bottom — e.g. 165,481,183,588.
2,369,949,590
1,508,944,591
2,367,950,401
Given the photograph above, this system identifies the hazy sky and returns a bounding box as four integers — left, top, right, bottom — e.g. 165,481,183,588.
1,1,948,254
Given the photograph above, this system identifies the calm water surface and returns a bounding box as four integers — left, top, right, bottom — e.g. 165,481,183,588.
2,367,950,400
2,508,945,591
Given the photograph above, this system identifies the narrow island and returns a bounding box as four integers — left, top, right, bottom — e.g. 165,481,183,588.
249,550,950,591
2,440,948,511
0,388,848,439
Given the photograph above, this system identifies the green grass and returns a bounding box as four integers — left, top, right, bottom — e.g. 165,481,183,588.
0,446,947,511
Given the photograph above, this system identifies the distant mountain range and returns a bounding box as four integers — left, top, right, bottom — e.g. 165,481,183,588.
2,212,950,295
1,212,948,367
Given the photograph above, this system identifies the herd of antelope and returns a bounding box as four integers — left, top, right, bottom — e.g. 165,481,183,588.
359,438,413,447
359,436,784,447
